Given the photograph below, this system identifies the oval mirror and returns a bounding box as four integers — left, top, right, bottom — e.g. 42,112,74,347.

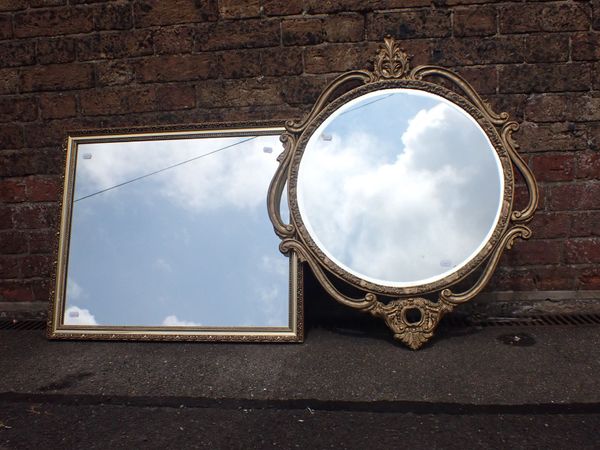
268,37,538,349
297,88,504,289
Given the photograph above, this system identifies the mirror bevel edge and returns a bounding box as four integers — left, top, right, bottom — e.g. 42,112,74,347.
48,122,304,343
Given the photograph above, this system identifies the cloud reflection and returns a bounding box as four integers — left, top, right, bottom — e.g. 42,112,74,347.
298,95,502,286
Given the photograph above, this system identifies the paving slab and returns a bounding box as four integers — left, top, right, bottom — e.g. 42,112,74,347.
1,325,599,405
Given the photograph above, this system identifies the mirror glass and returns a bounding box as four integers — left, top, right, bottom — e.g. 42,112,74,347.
62,133,294,330
297,88,503,287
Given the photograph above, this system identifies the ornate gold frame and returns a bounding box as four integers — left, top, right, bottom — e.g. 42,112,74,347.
48,122,304,342
268,38,538,349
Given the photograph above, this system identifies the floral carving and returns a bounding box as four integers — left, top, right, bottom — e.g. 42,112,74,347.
373,36,410,80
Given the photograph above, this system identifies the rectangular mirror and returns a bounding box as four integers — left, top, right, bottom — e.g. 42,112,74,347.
48,124,303,342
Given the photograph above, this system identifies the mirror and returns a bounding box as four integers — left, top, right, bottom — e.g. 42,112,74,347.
49,125,303,342
297,88,503,288
268,37,538,349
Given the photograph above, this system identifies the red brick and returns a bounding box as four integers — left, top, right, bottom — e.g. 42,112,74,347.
505,239,561,266
588,122,600,151
153,26,194,55
216,49,262,79
499,3,590,34
547,182,600,211
324,13,364,43
0,40,36,67
0,68,18,94
576,151,600,180
0,256,20,279
524,34,569,63
0,96,37,122
0,123,23,148
0,1,27,12
0,281,34,302
530,212,570,239
0,149,63,177
565,238,600,264
0,13,11,39
28,229,55,254
12,204,58,229
22,118,80,148
39,93,77,119
25,175,61,202
571,211,600,237
282,18,325,46
195,19,280,51
30,278,49,302
36,37,76,64
76,30,153,61
304,42,377,74
279,75,331,106
0,206,13,229
572,33,600,61
499,63,590,94
0,178,26,202
530,153,576,182
488,267,537,291
525,94,600,122
260,47,303,77
135,54,217,83
133,0,218,27
454,65,496,95
13,7,94,38
518,122,588,153
453,5,496,37
155,84,195,111
0,230,27,254
594,0,600,30
93,1,133,30
28,0,65,7
21,63,94,92
367,10,451,40
594,62,600,91
262,0,304,16
21,254,52,277
218,0,260,19
432,36,525,66
578,266,600,289
196,78,282,108
80,87,156,116
95,60,135,86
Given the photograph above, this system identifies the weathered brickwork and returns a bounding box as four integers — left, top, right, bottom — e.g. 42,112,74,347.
0,0,599,306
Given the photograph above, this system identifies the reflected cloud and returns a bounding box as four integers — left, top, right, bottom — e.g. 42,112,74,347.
162,315,202,327
298,95,502,285
76,137,281,213
64,306,98,325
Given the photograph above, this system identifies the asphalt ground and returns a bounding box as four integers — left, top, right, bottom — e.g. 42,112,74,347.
1,325,599,448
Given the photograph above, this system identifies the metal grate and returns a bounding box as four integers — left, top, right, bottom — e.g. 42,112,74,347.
0,319,47,331
441,313,600,328
1,315,600,333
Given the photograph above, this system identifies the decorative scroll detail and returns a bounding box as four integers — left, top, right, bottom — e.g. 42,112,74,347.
267,37,539,349
373,36,410,80
369,298,454,350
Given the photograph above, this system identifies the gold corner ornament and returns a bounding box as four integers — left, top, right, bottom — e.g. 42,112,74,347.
268,37,539,350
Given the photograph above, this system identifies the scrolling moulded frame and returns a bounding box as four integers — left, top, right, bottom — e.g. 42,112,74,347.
267,38,538,350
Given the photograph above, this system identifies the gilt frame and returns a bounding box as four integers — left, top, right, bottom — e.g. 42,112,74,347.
48,121,304,342
267,37,538,349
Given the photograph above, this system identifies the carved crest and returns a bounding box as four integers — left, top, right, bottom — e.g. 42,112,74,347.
373,36,410,79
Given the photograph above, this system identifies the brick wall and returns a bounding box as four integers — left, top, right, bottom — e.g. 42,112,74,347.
0,0,599,315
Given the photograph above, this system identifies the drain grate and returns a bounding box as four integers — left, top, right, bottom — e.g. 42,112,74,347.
442,313,600,328
1,314,600,333
0,319,47,331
